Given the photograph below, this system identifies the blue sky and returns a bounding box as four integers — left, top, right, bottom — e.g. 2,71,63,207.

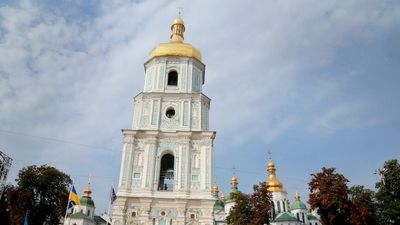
1,0,399,212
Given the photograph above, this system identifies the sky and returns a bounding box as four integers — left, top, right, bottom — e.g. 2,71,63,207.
1,0,400,213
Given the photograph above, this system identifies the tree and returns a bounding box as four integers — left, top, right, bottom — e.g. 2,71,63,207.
227,182,272,225
6,165,71,225
226,191,252,225
0,185,11,225
375,159,400,225
250,182,272,225
349,185,377,225
308,167,352,225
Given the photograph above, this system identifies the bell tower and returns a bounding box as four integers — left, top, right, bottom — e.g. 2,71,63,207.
112,16,216,225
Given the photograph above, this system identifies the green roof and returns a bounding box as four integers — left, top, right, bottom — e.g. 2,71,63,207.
307,214,319,221
214,198,224,210
80,196,95,207
273,212,299,222
225,187,239,203
291,199,307,210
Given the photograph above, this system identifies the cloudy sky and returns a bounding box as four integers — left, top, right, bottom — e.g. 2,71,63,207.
1,0,399,212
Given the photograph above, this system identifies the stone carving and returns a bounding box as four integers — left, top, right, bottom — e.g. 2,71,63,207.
158,141,177,155
151,100,160,125
191,102,200,128
181,64,187,90
145,67,154,91
158,65,165,90
160,101,180,129
140,101,151,127
192,67,201,93
150,208,178,219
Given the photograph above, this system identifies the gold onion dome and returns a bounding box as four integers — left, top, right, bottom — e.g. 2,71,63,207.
149,16,202,62
220,193,225,202
231,175,238,187
83,186,92,197
267,160,284,192
212,183,219,197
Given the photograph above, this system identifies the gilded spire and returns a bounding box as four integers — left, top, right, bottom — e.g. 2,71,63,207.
170,15,185,42
148,15,202,61
231,166,238,188
83,174,92,197
294,191,300,201
212,183,219,197
267,154,284,192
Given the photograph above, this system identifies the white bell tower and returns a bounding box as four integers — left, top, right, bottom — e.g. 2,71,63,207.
112,16,216,225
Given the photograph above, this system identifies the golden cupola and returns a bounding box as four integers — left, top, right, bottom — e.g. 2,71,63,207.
230,175,238,188
148,16,202,62
267,159,285,192
212,183,219,197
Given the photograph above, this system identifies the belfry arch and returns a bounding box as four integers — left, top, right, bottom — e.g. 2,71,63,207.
158,153,174,191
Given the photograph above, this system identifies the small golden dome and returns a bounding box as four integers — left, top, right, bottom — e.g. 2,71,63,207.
220,193,225,202
83,186,92,197
172,18,184,26
231,175,238,187
294,191,300,201
267,160,285,192
148,17,202,62
212,184,219,196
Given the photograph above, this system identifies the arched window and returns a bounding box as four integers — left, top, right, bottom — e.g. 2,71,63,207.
283,201,286,212
167,71,178,86
158,154,174,191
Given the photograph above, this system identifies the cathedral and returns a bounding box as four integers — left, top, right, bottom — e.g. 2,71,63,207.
109,15,321,225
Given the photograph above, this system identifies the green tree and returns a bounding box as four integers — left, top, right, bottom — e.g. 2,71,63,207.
349,185,377,225
226,191,252,225
227,183,272,225
308,167,352,225
6,165,71,225
375,159,400,225
249,182,272,225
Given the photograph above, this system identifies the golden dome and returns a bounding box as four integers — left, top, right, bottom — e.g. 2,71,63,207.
220,193,225,202
212,183,219,197
294,191,300,201
231,175,238,187
83,186,92,197
148,17,202,62
267,160,284,192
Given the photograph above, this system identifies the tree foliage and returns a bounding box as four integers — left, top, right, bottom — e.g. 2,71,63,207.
375,159,400,225
226,191,252,225
308,167,352,225
349,185,377,225
1,165,71,225
227,182,272,225
249,182,272,225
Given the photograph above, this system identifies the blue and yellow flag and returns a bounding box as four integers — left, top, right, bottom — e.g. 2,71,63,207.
69,185,80,205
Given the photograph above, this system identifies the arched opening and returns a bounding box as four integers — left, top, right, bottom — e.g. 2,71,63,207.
158,154,174,191
167,71,178,86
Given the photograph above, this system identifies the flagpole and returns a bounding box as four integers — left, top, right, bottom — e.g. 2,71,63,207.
63,183,73,224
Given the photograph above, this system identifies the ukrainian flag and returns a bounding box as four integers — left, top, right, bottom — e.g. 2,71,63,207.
69,185,81,205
